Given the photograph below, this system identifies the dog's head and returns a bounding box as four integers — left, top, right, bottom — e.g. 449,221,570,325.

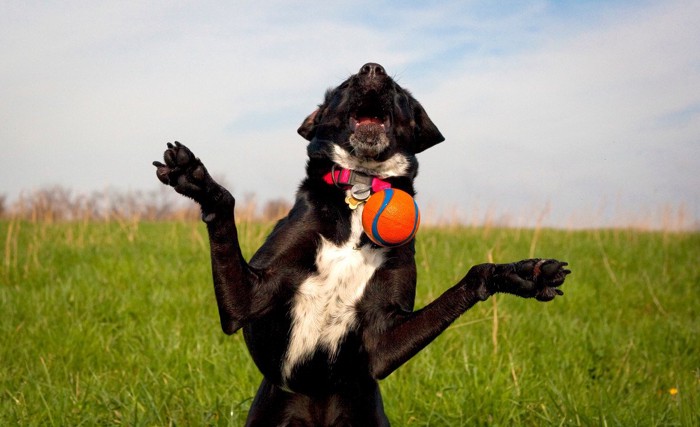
298,63,444,173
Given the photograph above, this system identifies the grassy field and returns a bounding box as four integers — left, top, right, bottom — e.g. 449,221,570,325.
1,219,698,426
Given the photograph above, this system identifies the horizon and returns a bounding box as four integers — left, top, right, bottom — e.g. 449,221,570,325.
2,184,696,231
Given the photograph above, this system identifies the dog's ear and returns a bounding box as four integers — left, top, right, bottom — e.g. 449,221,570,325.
411,103,444,153
297,108,319,141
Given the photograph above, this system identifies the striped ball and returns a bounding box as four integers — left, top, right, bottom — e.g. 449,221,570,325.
361,189,420,247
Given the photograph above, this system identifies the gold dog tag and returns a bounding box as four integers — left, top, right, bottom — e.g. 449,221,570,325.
345,195,364,210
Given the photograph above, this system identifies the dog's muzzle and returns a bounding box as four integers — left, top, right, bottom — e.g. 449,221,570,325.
348,64,394,157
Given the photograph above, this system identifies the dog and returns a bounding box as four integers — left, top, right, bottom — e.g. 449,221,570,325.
153,63,570,426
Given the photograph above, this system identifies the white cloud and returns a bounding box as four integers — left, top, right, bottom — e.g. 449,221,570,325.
417,0,700,227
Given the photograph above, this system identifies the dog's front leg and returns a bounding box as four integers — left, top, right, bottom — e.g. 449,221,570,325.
153,142,271,334
367,259,570,379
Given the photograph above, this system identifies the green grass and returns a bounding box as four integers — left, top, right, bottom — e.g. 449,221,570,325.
1,219,698,426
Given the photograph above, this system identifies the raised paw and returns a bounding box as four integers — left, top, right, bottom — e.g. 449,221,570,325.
153,141,236,222
153,141,212,201
499,259,571,302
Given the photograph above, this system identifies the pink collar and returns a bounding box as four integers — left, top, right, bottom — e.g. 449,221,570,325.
322,166,391,194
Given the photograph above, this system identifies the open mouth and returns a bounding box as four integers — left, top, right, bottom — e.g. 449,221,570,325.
349,97,391,132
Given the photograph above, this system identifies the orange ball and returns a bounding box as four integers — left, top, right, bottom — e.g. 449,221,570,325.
362,189,420,247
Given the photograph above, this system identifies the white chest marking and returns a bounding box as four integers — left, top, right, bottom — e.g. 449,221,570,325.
331,144,411,178
282,208,386,380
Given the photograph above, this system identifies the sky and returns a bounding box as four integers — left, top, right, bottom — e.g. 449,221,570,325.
2,0,699,228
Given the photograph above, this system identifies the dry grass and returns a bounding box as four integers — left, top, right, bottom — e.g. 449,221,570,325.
3,186,698,233
1,186,292,224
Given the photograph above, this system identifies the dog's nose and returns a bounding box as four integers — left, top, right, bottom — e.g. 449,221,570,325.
359,63,386,78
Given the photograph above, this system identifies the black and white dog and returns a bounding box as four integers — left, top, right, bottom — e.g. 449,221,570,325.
154,63,570,426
